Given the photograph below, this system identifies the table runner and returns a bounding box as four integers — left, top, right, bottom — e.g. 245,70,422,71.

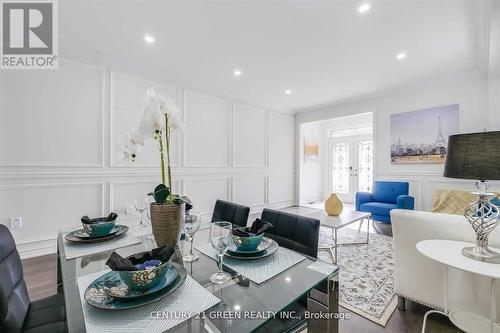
63,232,141,260
77,270,220,333
195,242,305,284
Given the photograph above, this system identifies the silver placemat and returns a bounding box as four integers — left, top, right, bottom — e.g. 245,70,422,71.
307,260,338,276
195,242,305,284
63,232,141,260
77,270,220,333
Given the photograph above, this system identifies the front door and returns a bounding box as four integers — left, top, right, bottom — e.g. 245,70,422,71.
329,135,373,203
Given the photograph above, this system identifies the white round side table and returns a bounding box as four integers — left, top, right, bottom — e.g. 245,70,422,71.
417,239,500,333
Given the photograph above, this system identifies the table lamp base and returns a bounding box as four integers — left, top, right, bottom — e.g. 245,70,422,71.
462,245,500,264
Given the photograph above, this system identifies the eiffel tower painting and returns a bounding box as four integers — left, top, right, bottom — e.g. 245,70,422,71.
433,116,447,148
390,104,459,164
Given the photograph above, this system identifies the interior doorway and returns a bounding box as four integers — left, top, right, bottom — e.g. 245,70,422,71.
299,112,373,206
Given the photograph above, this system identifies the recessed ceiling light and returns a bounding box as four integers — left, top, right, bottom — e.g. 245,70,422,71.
144,34,155,44
233,69,242,76
396,52,407,60
285,90,292,95
358,3,371,13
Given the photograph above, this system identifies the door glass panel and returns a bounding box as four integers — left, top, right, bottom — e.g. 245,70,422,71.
358,141,373,192
331,143,350,194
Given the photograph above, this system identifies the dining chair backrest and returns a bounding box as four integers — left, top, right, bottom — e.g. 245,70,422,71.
211,200,250,228
260,209,320,258
0,224,30,333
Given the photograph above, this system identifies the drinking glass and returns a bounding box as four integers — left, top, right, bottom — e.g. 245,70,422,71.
210,221,232,284
134,197,151,237
183,212,201,262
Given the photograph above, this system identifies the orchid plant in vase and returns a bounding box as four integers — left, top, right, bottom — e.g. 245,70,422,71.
118,88,191,246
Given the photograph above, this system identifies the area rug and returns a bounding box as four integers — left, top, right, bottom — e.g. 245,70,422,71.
318,226,397,326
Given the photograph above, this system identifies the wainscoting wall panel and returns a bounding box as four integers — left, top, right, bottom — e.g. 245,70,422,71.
269,112,294,167
268,173,294,204
183,178,231,218
0,59,294,258
183,91,232,167
0,183,104,242
0,61,104,167
232,176,267,209
233,103,267,167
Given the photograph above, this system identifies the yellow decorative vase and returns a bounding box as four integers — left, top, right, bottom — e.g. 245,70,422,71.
325,193,343,216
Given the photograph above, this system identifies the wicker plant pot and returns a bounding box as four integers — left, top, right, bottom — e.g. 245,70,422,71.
150,202,185,247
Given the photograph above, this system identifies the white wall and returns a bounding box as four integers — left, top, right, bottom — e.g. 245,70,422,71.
489,74,500,130
295,71,499,211
298,122,322,204
0,59,294,258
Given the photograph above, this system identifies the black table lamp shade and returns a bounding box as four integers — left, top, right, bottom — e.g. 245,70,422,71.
443,131,500,181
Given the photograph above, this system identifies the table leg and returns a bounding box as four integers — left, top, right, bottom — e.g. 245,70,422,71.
334,229,338,264
421,309,448,333
491,278,496,333
422,264,448,333
358,218,364,232
366,218,370,244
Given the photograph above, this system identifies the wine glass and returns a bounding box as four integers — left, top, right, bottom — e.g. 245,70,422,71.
134,197,151,236
210,221,232,284
183,212,201,262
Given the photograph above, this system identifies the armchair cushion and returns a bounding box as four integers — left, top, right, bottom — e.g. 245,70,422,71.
355,192,372,211
371,181,409,204
359,202,397,217
397,195,415,210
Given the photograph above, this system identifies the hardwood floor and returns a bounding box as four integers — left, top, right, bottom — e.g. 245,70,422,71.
21,206,461,333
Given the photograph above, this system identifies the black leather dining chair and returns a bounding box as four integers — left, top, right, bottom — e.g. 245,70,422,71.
260,208,320,258
211,199,250,228
0,224,67,333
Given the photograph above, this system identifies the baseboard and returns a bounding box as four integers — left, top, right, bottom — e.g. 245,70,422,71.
17,236,57,259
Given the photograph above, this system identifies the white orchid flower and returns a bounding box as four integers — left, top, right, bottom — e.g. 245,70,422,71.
166,109,185,132
128,129,145,147
139,100,165,138
117,134,143,162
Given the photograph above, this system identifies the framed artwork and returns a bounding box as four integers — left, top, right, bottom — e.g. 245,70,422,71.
304,133,319,163
391,104,459,164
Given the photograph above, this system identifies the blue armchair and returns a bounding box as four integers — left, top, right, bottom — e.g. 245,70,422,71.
355,181,414,224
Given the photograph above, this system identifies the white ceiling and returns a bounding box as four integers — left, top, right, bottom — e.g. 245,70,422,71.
61,0,484,114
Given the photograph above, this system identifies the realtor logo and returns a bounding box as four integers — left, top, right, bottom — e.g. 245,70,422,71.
1,0,58,69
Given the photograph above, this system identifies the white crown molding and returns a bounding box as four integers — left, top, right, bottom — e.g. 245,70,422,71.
295,70,487,115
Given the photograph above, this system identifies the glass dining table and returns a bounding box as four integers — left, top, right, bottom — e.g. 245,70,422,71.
57,223,339,333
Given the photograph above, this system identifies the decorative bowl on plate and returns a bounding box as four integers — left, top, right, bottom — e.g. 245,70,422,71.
118,257,170,291
82,220,116,237
231,227,264,251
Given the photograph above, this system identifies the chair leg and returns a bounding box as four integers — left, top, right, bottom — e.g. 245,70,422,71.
398,295,406,311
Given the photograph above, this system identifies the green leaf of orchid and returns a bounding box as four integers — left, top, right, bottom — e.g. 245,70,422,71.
153,184,169,204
